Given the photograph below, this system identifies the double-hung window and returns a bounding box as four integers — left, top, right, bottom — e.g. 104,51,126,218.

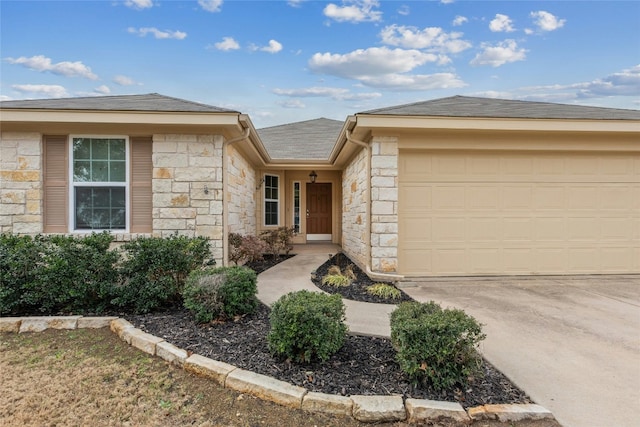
264,174,279,226
70,136,128,231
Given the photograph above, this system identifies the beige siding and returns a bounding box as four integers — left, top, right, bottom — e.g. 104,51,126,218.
399,150,640,276
43,135,67,233
130,136,153,233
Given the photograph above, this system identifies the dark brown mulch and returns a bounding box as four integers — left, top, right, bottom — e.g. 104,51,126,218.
126,303,532,409
125,255,532,409
312,252,414,304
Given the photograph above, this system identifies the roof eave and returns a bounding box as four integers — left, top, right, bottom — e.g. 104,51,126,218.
354,114,640,133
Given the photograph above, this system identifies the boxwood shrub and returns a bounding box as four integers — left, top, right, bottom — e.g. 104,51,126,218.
0,232,118,315
183,266,258,323
268,290,347,363
390,301,486,391
112,234,212,313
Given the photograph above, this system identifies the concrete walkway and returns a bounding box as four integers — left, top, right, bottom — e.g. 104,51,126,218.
256,244,640,427
257,243,395,337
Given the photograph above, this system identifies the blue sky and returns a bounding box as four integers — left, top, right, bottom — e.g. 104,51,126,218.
1,0,638,127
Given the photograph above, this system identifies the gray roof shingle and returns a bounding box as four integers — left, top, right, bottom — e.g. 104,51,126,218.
0,93,237,113
359,96,640,120
258,118,343,160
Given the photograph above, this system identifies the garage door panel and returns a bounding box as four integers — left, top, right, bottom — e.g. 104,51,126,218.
534,217,566,240
399,184,431,212
467,217,501,241
433,185,465,209
502,185,533,210
503,218,533,241
432,217,466,241
467,185,500,209
399,150,640,276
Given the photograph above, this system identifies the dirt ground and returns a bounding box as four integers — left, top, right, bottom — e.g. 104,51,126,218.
0,328,561,427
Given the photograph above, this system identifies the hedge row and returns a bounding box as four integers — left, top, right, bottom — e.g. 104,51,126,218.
0,232,213,315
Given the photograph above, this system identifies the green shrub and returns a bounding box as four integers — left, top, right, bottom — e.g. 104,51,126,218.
390,301,486,391
366,283,401,300
113,234,212,313
268,290,347,363
260,226,295,258
0,233,118,315
183,266,258,323
0,234,45,314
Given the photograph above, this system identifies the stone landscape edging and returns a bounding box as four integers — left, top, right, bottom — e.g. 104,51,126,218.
0,316,556,424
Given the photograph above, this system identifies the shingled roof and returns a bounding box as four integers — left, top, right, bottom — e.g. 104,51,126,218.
359,96,640,120
0,93,237,113
258,118,343,160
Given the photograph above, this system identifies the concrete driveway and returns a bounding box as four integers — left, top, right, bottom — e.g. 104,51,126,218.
401,275,640,427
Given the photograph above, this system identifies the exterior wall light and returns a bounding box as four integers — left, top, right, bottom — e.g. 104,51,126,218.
309,170,317,183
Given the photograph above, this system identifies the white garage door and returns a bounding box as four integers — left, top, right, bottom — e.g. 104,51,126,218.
398,150,640,276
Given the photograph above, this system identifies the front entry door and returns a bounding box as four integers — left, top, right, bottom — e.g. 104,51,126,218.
306,183,331,240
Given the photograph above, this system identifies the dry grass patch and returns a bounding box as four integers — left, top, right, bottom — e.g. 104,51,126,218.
0,328,365,427
0,328,561,427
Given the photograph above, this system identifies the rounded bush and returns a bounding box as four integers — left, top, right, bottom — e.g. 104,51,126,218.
268,290,347,363
183,266,258,323
390,301,486,391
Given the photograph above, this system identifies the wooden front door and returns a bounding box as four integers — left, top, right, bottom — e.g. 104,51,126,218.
306,183,331,239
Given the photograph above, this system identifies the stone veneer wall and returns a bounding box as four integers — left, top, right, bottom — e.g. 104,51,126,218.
226,144,257,235
341,146,368,269
0,132,43,234
370,137,398,273
152,134,224,263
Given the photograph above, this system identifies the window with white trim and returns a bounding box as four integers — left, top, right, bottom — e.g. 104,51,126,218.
264,174,279,226
71,136,128,230
293,181,300,233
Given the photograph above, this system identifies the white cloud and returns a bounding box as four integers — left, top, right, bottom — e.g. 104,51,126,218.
530,11,566,32
473,66,640,105
128,27,187,40
357,72,466,90
452,15,468,26
323,0,382,23
309,47,439,79
379,25,472,54
287,0,305,7
489,14,515,32
5,55,98,80
273,86,349,98
273,86,381,101
470,39,527,67
124,0,153,10
11,84,68,98
198,0,223,13
440,0,455,4
214,37,240,51
278,99,306,108
113,75,138,86
261,40,283,54
94,85,111,94
397,5,410,16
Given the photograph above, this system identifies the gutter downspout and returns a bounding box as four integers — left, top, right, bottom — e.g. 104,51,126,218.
346,129,404,282
222,125,251,266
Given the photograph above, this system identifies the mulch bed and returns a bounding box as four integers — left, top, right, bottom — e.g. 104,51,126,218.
125,253,533,409
311,252,413,304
